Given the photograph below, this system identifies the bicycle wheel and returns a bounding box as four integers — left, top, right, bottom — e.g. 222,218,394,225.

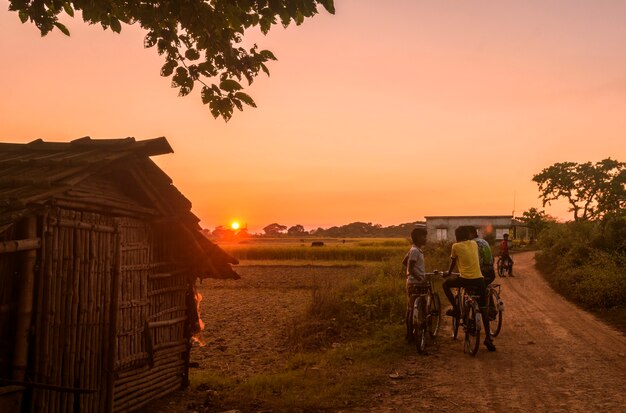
427,293,441,338
413,297,427,354
497,258,506,277
451,291,461,339
487,289,503,337
464,302,481,356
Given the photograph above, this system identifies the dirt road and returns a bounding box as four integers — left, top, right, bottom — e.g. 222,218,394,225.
348,251,626,412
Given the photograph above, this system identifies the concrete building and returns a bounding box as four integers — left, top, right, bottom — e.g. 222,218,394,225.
424,215,514,243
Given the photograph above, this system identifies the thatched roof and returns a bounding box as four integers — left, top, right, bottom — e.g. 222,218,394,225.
0,136,238,279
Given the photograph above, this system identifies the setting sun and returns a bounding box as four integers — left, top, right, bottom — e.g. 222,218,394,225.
231,221,240,230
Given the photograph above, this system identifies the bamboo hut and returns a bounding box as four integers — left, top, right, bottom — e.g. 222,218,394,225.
0,137,239,412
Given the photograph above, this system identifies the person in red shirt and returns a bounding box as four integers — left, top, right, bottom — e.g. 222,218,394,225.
499,233,514,276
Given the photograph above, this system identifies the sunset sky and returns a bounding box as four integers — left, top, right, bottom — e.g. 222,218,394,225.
1,0,625,233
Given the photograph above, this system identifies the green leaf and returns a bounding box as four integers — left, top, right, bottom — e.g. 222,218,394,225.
63,3,75,17
110,17,122,33
201,86,215,104
18,11,28,24
160,61,177,77
260,62,270,77
259,50,277,60
234,92,257,108
219,79,243,92
233,99,243,111
144,32,157,48
260,17,272,34
320,0,336,14
209,101,221,119
184,48,200,60
54,22,70,36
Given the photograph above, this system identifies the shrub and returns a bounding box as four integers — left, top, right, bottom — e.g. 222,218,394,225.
536,218,626,310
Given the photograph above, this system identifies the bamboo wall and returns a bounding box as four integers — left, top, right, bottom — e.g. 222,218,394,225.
30,208,117,412
112,217,189,412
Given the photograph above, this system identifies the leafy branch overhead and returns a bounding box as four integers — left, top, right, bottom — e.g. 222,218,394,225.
9,0,335,121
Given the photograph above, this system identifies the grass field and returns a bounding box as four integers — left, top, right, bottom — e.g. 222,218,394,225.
219,237,411,262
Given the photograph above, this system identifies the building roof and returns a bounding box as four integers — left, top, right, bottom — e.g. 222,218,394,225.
0,137,238,279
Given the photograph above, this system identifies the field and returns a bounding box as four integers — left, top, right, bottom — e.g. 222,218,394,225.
220,237,411,264
142,244,626,413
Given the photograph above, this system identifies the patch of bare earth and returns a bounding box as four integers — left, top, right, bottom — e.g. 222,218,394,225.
141,253,626,412
140,265,368,413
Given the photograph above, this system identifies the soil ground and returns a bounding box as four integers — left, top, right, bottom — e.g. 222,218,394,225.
143,252,626,412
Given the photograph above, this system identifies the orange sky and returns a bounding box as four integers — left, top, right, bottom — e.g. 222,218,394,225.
1,0,625,232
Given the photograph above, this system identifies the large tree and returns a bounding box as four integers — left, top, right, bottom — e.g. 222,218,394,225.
532,158,626,221
9,0,335,120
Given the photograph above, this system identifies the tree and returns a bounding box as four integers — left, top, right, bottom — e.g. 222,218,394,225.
211,225,235,240
9,0,335,121
532,158,626,221
517,207,557,234
262,223,287,236
287,224,306,236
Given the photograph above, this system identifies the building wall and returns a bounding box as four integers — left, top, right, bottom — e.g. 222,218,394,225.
425,216,513,243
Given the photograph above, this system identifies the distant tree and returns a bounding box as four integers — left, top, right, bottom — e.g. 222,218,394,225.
9,0,335,121
212,225,235,240
518,208,557,234
287,224,306,236
532,158,626,221
263,223,287,236
310,227,325,236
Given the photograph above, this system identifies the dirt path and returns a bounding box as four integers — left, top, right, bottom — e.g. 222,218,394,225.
347,251,626,412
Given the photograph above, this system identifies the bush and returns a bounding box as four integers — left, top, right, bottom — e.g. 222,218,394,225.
536,217,626,310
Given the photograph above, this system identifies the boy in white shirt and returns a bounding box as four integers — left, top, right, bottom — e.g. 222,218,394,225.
403,227,427,342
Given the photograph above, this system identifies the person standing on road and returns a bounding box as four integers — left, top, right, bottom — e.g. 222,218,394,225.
470,226,496,285
443,226,496,352
499,233,514,276
402,227,428,343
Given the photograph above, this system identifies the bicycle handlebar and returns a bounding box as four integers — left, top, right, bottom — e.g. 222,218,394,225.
425,270,460,278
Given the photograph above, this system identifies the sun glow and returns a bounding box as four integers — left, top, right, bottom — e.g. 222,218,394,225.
231,221,240,230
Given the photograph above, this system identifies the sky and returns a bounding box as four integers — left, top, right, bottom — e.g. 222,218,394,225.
1,0,625,233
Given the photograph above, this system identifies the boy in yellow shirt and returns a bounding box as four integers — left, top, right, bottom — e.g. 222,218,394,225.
443,226,496,351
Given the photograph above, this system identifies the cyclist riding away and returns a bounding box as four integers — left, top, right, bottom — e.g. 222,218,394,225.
442,226,496,352
403,227,428,343
499,233,514,276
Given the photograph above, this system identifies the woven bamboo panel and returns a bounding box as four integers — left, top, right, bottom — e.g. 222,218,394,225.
30,208,116,413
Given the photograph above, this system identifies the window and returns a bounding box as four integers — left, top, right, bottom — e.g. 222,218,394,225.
436,228,447,241
496,228,509,239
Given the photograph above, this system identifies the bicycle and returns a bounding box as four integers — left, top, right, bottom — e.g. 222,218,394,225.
444,272,482,356
408,273,441,354
496,255,513,277
486,282,504,337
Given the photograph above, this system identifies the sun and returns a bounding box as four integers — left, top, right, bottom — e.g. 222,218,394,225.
231,221,240,230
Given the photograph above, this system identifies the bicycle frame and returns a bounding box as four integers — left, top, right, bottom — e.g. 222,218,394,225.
408,273,442,354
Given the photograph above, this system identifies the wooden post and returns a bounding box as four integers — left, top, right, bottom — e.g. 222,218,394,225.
105,220,121,413
12,215,37,381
